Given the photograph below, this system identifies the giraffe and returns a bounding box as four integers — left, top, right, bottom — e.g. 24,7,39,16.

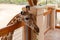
1,6,39,40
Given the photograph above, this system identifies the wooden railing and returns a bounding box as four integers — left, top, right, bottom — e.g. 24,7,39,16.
43,7,55,34
43,7,54,16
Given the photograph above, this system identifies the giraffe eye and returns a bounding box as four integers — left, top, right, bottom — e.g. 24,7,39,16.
25,18,30,20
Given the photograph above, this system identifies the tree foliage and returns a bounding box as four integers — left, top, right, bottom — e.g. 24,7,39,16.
0,0,27,4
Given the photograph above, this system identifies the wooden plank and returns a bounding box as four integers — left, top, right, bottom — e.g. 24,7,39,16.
43,7,55,16
44,27,51,35
43,9,52,16
56,10,60,12
55,26,60,29
28,27,31,40
24,26,31,40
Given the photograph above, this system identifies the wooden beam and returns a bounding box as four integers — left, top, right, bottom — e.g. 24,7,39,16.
43,9,52,16
56,9,60,12
43,7,54,16
55,26,60,29
28,27,31,40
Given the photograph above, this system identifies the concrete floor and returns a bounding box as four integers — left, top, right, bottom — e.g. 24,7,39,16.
45,28,60,40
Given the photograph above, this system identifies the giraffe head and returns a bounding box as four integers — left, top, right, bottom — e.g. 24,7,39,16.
20,11,39,34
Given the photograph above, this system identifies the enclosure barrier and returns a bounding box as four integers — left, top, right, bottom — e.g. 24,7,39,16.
55,9,60,28
0,6,55,40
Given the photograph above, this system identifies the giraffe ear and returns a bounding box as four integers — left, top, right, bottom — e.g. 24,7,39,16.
26,5,30,10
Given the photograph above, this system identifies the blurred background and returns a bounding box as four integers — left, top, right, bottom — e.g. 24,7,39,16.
0,0,60,26
0,0,60,5
0,0,28,5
